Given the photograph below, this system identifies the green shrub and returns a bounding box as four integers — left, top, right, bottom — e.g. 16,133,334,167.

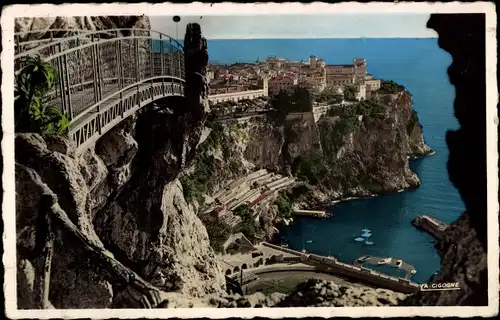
233,204,261,241
352,99,387,117
378,80,405,94
343,86,358,102
291,152,328,185
315,89,343,104
180,154,217,204
275,192,292,219
204,217,231,253
268,86,314,124
15,55,70,137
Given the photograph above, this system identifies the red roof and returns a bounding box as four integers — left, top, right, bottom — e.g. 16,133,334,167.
326,64,354,69
270,76,295,82
214,206,225,213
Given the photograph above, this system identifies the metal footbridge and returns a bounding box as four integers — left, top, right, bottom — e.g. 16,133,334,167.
15,28,186,153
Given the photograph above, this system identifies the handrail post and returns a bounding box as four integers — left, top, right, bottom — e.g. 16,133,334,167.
63,53,74,121
76,38,84,92
118,40,124,90
149,31,154,96
91,34,98,105
96,35,103,108
57,43,67,115
160,35,165,96
134,35,140,83
134,33,140,105
160,34,164,77
116,40,121,90
178,49,181,79
169,39,173,77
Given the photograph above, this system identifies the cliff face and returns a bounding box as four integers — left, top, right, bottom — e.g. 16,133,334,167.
404,213,487,306
192,91,431,212
403,14,489,307
15,20,225,309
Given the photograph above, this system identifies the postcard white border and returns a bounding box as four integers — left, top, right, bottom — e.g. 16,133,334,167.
2,1,498,319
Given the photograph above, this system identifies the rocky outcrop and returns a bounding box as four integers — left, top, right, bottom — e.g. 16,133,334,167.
404,14,489,307
189,90,431,230
15,160,113,308
277,279,408,307
405,213,487,306
206,279,407,307
15,20,226,308
90,23,225,298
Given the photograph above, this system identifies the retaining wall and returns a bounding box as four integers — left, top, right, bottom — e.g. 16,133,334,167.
261,242,420,294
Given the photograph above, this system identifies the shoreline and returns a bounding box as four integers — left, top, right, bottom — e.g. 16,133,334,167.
277,147,435,228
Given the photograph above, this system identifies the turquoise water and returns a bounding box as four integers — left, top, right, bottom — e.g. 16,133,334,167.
207,38,464,283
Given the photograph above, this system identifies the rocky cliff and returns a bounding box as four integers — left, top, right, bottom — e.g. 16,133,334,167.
184,90,432,243
14,14,489,310
403,13,489,307
15,19,226,309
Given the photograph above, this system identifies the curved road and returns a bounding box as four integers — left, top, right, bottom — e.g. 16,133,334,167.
242,269,371,295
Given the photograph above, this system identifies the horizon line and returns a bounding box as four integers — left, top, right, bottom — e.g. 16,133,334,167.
203,36,439,40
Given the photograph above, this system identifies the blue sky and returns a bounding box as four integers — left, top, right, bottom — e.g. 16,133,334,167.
150,14,437,39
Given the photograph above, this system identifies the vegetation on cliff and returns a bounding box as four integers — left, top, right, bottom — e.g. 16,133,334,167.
268,87,313,123
315,88,343,104
184,81,429,254
378,80,406,94
343,85,358,101
233,204,263,241
15,55,70,137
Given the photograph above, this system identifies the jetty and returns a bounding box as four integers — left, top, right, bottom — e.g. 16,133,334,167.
291,209,328,219
412,215,449,240
353,256,417,280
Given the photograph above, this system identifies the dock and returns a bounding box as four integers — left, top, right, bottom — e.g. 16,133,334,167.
292,209,329,219
412,215,448,240
353,256,416,280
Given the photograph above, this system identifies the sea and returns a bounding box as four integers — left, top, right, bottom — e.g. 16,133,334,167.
206,38,464,284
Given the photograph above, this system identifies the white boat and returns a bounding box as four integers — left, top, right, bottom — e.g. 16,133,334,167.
354,237,365,242
361,232,372,238
365,241,374,245
361,228,371,233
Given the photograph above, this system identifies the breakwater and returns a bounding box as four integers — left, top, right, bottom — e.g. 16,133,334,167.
412,215,449,240
292,209,328,218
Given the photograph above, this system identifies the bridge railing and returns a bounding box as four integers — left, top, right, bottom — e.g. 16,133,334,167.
15,28,185,122
15,29,110,54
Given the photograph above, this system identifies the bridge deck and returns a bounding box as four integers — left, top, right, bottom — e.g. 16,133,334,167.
67,82,155,130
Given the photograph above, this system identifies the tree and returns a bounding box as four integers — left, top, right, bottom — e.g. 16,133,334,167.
15,55,70,137
378,80,405,94
343,85,358,102
290,86,313,112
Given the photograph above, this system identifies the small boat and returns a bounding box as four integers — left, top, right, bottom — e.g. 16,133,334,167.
354,237,365,242
361,228,371,233
306,240,313,244
361,232,372,238
365,241,374,245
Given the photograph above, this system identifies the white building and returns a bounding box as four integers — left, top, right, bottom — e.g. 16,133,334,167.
355,84,367,101
208,77,268,104
365,79,381,92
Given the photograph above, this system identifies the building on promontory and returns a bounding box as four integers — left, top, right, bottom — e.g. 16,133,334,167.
207,76,269,104
268,75,298,96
